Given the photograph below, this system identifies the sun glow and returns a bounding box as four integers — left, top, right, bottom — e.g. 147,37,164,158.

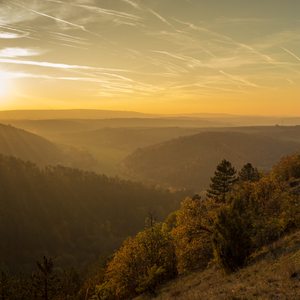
0,72,7,98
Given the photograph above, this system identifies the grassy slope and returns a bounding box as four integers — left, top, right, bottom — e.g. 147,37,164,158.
135,230,300,300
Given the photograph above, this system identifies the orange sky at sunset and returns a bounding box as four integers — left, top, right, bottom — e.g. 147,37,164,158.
0,0,300,116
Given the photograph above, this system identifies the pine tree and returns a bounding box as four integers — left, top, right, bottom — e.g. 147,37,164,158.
32,256,59,300
238,163,260,182
212,196,254,274
207,159,238,203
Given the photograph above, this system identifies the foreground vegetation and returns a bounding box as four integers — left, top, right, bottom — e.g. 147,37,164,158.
89,153,300,299
135,229,300,299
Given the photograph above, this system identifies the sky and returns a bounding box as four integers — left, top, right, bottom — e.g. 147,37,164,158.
0,0,300,115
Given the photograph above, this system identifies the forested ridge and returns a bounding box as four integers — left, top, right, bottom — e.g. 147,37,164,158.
0,154,189,274
121,131,300,190
3,152,300,299
0,123,65,166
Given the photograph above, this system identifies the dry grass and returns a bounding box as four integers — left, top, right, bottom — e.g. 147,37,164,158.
134,230,300,300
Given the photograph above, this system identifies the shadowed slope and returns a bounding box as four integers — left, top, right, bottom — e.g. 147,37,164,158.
121,131,300,191
0,123,66,166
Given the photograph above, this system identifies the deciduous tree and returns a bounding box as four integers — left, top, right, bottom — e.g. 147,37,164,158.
171,197,215,273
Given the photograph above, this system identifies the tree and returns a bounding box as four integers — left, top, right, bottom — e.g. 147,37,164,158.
238,163,260,182
31,256,59,300
171,197,215,273
103,222,177,299
212,196,254,274
0,270,12,300
207,159,238,203
272,153,300,181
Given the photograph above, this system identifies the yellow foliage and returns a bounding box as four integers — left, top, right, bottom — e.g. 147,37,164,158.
171,197,216,273
272,153,300,181
105,223,176,299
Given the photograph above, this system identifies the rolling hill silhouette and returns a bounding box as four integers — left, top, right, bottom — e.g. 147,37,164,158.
0,123,67,166
121,131,300,191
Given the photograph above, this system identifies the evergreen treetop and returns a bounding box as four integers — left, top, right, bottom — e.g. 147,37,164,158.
206,159,238,203
238,163,260,182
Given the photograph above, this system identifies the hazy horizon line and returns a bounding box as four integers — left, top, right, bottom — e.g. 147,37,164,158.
0,108,299,119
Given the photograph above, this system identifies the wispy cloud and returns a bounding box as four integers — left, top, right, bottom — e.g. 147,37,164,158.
281,47,300,62
146,7,172,27
8,1,86,30
49,32,90,45
1,0,300,108
121,0,141,10
0,31,23,39
218,70,259,88
1,70,161,96
0,47,42,58
77,4,141,21
0,58,133,73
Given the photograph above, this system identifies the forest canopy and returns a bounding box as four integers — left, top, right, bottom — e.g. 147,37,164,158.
0,154,189,274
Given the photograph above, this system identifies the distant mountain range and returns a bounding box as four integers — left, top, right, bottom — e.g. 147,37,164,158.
0,109,300,127
0,109,153,120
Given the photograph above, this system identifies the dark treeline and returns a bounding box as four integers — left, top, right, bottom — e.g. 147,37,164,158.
0,154,189,274
0,256,83,300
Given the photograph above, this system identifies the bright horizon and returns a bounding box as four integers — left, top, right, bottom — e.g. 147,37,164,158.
0,0,300,116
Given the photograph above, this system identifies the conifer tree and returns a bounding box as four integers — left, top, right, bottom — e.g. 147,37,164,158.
238,163,260,182
32,256,59,300
212,196,254,274
207,159,238,203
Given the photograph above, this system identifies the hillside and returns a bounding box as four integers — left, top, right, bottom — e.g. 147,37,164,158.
0,118,220,140
0,123,66,166
121,131,300,191
85,152,300,300
55,127,206,152
0,154,189,273
135,230,300,300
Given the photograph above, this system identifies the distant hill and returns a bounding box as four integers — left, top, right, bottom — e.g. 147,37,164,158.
0,109,153,120
56,127,207,152
0,123,67,166
0,109,299,126
120,131,300,191
0,118,223,140
55,125,300,152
